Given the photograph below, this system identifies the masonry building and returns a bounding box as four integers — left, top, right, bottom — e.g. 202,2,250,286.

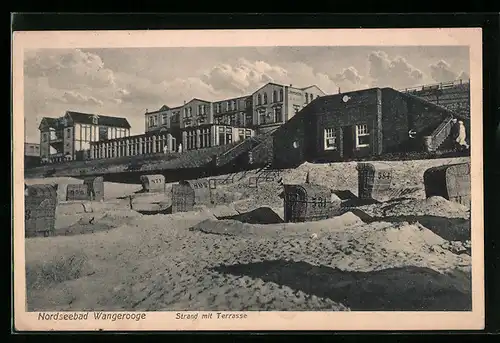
39,111,131,163
272,87,470,168
89,81,327,160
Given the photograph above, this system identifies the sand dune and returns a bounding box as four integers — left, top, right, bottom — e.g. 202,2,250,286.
24,157,472,311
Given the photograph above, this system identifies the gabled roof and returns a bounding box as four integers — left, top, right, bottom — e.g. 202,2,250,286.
145,105,170,115
251,82,286,95
184,98,212,105
66,111,131,129
38,117,65,130
300,84,326,95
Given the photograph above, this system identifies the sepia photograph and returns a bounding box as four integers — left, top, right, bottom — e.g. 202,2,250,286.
13,28,484,331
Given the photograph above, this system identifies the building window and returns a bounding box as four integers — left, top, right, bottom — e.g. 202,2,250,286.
324,128,337,151
257,94,262,106
259,111,266,125
304,93,309,104
238,129,245,141
66,128,71,138
186,131,196,150
200,128,210,148
217,103,221,113
230,114,237,126
272,90,277,103
226,127,233,144
263,93,268,104
274,106,282,123
218,127,225,145
245,113,253,127
232,100,237,111
356,124,370,148
148,116,155,127
279,89,284,102
162,114,169,125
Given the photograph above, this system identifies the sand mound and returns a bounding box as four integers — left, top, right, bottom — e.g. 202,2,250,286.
190,211,365,238
363,222,446,254
377,196,469,218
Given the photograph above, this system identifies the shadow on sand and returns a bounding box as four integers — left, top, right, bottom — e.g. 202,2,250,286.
216,207,284,224
134,205,173,216
213,260,471,311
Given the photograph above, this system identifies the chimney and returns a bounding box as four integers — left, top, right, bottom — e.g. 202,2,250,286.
289,84,293,87
305,171,310,184
146,109,148,113
338,87,341,94
184,100,186,105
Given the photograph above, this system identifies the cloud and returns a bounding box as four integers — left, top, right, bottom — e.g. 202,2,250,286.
332,67,362,84
57,91,104,106
368,51,424,88
200,58,289,95
429,59,470,83
115,73,219,109
330,66,368,92
24,48,116,90
201,58,347,96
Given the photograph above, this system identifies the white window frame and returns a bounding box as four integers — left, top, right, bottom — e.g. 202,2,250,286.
324,128,337,151
355,124,370,148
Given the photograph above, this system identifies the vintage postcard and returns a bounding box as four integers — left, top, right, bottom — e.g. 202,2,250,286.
13,28,484,331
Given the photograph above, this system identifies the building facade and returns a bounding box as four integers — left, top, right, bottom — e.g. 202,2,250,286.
88,81,326,160
252,83,325,133
272,87,468,167
24,142,41,168
90,131,176,159
39,111,131,163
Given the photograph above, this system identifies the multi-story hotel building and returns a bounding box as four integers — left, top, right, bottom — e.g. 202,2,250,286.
252,83,325,133
39,111,131,163
88,81,326,159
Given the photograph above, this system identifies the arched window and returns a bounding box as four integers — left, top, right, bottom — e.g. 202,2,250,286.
273,90,277,103
279,89,284,101
257,94,262,105
263,93,268,104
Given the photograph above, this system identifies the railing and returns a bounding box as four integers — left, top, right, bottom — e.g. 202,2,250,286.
214,137,261,167
399,79,470,94
424,115,454,152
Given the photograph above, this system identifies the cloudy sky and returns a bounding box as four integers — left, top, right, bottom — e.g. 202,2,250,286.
23,46,469,143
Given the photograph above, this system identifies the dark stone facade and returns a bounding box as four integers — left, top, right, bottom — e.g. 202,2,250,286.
273,87,466,168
